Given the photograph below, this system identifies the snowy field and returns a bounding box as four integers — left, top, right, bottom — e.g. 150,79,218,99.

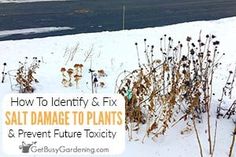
0,17,236,156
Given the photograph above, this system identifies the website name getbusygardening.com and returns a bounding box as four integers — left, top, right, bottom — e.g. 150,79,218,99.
29,145,109,154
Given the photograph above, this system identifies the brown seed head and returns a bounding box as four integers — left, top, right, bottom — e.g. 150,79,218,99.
61,67,66,72
74,74,82,81
67,68,74,75
74,64,79,68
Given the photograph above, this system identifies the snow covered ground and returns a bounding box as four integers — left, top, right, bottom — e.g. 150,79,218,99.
0,17,236,157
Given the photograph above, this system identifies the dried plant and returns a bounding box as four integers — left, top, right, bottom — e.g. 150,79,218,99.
1,62,7,83
117,33,224,150
86,68,108,93
74,74,82,88
217,66,236,119
14,57,40,93
224,100,236,119
228,120,236,157
74,64,84,74
92,73,99,93
100,81,105,88
60,63,84,88
84,45,94,63
192,116,204,157
97,69,107,77
67,68,74,87
64,43,80,65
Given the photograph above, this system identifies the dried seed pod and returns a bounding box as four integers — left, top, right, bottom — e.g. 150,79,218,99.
97,69,107,77
100,82,105,88
67,68,73,75
186,36,191,42
190,49,195,55
213,41,220,45
74,64,79,68
74,74,82,81
61,67,66,72
61,78,69,87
